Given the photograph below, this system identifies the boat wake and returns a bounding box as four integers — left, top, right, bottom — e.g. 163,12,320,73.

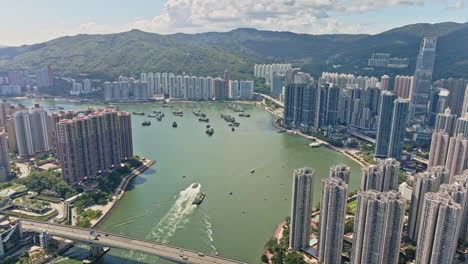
148,184,201,243
111,209,152,231
203,213,218,254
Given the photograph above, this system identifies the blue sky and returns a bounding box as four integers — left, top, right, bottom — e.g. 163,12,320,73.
1,0,467,46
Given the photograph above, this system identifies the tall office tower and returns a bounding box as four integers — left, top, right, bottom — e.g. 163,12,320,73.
55,109,133,183
380,75,390,91
434,108,457,135
408,169,443,241
289,168,315,250
440,182,467,244
434,78,468,116
272,72,285,98
0,100,11,127
284,79,318,129
409,37,437,122
318,177,348,264
360,158,400,192
315,83,328,128
35,65,54,87
12,110,34,156
214,78,227,100
224,70,231,97
462,84,468,115
445,134,468,179
326,85,340,126
329,164,351,184
229,80,239,99
351,190,406,264
428,88,450,127
29,106,51,153
428,131,450,167
0,132,10,182
415,192,461,264
387,99,410,160
454,113,468,137
117,112,133,160
5,118,17,153
393,75,414,99
239,81,254,100
375,91,398,157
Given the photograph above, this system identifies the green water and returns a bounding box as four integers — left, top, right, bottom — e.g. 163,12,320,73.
12,99,361,264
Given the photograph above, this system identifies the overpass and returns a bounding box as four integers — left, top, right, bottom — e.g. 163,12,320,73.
255,93,284,107
21,219,246,264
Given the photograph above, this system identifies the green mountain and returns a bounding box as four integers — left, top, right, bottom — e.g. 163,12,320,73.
0,22,467,80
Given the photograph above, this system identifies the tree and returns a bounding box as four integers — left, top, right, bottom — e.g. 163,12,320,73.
402,245,416,261
344,218,354,234
261,254,269,263
284,251,307,264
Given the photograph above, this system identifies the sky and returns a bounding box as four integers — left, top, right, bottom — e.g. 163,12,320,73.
0,0,467,46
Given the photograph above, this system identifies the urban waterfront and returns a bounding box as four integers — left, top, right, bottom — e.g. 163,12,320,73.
12,99,361,263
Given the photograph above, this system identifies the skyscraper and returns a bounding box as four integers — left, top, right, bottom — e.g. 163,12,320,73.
360,158,400,192
434,108,457,136
408,169,443,241
428,131,450,167
229,80,239,99
351,190,406,264
454,113,468,138
451,173,468,243
380,75,390,91
35,65,54,88
0,132,10,182
272,72,285,98
375,91,397,157
428,88,450,128
318,177,347,264
445,134,468,179
434,78,467,117
387,99,410,160
239,81,254,100
283,78,318,129
415,192,461,264
393,75,414,99
329,164,351,184
13,110,34,156
289,168,314,250
440,181,467,244
55,109,133,183
410,37,437,123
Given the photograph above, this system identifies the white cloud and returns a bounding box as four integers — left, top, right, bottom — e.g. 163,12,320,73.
120,0,428,35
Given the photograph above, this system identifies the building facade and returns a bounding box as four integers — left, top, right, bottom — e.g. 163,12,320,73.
289,168,315,250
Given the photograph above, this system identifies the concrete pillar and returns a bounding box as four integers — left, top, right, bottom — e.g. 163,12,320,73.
90,246,104,258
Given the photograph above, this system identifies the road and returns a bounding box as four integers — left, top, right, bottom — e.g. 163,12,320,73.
255,93,284,107
21,219,247,264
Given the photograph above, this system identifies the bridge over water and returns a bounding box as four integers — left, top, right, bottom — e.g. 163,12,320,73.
21,219,246,264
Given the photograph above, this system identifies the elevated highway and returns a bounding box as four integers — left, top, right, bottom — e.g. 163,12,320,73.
21,219,246,264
